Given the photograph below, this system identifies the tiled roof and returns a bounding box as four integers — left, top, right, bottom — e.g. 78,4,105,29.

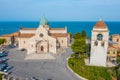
19,33,35,38
20,28,36,30
50,28,65,30
0,32,19,37
94,20,108,29
108,43,119,50
10,32,19,37
50,33,67,38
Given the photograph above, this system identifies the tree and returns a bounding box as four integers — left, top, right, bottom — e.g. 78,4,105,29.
0,39,6,45
69,32,73,38
11,36,15,45
114,63,120,80
81,30,87,38
113,57,120,80
73,32,81,40
71,39,86,57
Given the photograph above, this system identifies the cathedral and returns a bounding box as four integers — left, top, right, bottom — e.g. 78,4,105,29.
90,19,109,66
18,17,70,54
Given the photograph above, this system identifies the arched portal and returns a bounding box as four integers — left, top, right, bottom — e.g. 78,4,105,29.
36,40,48,53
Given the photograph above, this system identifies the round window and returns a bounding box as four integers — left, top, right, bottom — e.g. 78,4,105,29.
39,33,44,37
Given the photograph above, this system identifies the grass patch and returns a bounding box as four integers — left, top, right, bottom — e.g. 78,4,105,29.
68,54,116,80
0,74,3,80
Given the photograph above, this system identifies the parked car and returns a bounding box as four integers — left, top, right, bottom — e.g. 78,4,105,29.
30,77,38,80
0,52,8,57
0,50,8,54
0,63,8,71
2,65,14,72
21,48,25,51
0,57,9,63
8,45,15,48
2,50,8,54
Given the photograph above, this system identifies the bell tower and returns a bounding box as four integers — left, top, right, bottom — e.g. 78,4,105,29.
90,19,109,66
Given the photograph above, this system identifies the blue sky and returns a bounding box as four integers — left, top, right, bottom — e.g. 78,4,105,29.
0,0,120,21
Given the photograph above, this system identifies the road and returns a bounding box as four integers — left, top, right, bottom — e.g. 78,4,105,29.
7,47,81,80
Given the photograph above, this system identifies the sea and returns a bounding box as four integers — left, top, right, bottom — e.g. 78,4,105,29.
0,21,120,37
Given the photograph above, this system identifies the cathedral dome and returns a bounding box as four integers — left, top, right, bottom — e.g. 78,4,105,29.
94,19,108,29
40,16,49,25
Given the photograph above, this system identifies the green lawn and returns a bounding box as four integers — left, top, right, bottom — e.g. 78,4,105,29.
0,74,2,80
68,54,116,80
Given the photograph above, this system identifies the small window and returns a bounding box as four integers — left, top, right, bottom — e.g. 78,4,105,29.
24,41,25,44
62,40,63,43
113,51,116,54
101,41,104,46
116,39,119,42
51,45,52,47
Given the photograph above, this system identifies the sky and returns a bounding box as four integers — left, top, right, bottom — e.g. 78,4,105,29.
0,0,120,21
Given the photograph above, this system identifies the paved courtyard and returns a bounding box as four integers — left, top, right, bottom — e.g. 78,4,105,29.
7,47,81,80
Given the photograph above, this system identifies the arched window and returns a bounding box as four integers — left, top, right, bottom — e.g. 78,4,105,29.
97,34,103,41
101,41,104,46
94,41,98,46
116,39,119,42
62,40,63,43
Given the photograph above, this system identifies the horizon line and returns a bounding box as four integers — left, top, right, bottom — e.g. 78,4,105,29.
0,20,120,22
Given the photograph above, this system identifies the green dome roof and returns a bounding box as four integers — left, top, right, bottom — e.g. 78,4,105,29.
40,16,49,25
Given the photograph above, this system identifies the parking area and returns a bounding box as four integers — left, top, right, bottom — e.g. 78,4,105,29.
0,46,14,74
3,47,81,80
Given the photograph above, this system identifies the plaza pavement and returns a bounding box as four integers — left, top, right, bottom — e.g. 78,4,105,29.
7,47,81,80
25,53,55,60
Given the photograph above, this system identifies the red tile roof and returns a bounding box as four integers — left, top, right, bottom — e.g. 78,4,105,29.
10,32,19,37
50,28,65,30
19,33,35,38
94,20,108,29
50,33,67,38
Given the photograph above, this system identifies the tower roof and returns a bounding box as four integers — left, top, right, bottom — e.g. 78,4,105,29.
40,16,49,25
94,19,108,29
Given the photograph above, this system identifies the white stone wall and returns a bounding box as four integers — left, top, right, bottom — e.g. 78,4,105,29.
18,38,29,49
90,41,107,66
48,36,57,53
57,37,68,48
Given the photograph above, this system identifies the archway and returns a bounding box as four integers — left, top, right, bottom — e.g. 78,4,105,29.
97,34,103,41
36,40,48,53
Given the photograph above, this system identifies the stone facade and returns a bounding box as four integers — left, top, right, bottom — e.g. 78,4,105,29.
107,45,118,61
111,34,120,48
18,17,69,54
90,19,109,67
110,34,120,57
